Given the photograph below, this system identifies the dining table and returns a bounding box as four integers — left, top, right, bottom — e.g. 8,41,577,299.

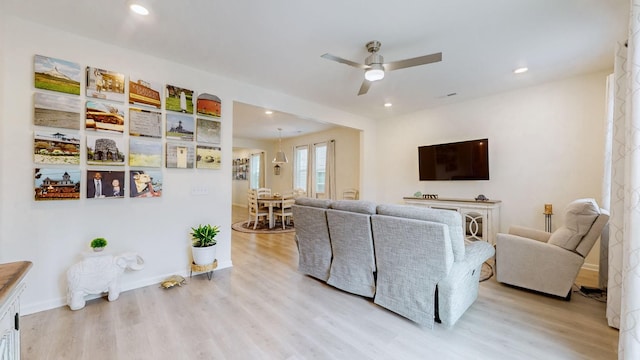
257,194,290,229
257,196,287,229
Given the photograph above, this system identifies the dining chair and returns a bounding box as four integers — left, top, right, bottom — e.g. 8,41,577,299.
293,188,307,198
247,189,269,229
275,198,296,229
281,190,295,199
256,187,271,199
273,191,294,209
342,188,359,200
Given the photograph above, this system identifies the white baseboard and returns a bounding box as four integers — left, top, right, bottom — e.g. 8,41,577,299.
581,263,599,272
21,260,233,315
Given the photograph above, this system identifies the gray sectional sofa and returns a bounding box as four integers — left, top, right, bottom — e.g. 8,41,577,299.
292,198,495,328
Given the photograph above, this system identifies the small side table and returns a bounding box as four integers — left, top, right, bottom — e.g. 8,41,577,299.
544,204,554,233
190,259,217,280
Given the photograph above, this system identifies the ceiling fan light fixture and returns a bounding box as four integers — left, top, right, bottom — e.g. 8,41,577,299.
321,41,442,95
365,65,385,82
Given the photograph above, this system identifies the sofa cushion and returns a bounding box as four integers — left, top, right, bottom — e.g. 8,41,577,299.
295,197,332,209
548,198,600,251
331,200,376,214
376,204,465,261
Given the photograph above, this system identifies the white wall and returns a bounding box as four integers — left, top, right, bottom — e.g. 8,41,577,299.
375,71,609,268
268,126,361,197
232,126,360,207
231,145,264,208
2,13,607,313
0,16,376,314
0,4,5,242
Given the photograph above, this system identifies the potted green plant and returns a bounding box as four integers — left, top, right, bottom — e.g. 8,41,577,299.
190,224,220,265
90,237,108,252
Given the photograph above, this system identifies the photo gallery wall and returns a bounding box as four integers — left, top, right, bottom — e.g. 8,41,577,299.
33,54,222,201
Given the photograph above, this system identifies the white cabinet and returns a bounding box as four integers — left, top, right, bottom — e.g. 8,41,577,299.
403,197,501,245
0,262,32,360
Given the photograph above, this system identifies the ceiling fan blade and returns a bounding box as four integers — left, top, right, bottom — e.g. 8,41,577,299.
384,52,442,71
358,80,371,96
321,53,369,70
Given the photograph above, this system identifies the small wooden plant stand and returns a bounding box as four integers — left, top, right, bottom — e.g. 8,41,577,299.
190,259,217,280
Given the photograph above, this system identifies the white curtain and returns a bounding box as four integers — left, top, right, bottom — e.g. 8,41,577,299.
604,4,640,357
600,73,613,290
259,152,266,188
305,146,313,197
325,140,336,199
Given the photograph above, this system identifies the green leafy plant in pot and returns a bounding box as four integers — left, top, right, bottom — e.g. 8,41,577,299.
190,224,220,265
90,237,108,252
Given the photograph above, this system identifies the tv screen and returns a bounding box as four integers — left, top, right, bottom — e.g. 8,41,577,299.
418,138,489,181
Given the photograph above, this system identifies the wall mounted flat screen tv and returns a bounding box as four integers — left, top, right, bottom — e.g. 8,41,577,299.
418,138,489,181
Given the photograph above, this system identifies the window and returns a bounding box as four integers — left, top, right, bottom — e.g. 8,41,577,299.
292,142,329,198
314,142,327,195
293,145,308,192
249,153,261,189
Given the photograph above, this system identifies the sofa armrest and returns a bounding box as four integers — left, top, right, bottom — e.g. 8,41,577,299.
439,241,493,290
496,233,578,262
439,241,494,290
463,240,495,266
508,225,551,242
438,241,496,288
436,241,494,327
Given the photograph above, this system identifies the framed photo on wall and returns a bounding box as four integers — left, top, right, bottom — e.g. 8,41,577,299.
34,92,81,130
86,66,126,102
87,135,126,166
33,130,80,165
129,77,162,109
166,142,195,169
130,169,162,198
196,118,221,144
196,145,221,169
165,84,194,114
86,100,125,134
129,107,162,138
166,113,194,141
86,170,125,199
34,168,81,201
196,93,221,118
129,138,162,167
34,54,81,96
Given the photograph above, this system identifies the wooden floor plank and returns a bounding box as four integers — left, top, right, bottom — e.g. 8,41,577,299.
20,205,618,359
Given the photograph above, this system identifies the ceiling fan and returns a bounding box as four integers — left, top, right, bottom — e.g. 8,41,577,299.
321,40,442,96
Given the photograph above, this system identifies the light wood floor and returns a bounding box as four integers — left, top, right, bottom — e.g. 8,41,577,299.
20,206,618,359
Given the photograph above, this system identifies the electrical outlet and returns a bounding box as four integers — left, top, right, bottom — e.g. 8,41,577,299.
191,186,209,195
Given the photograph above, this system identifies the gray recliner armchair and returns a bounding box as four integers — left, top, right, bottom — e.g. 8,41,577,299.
496,198,609,298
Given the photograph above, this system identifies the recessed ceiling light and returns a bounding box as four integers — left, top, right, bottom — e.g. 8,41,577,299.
265,110,273,115
129,3,149,15
513,67,528,74
384,102,392,108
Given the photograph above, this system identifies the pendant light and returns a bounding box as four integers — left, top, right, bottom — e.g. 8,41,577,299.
273,128,288,164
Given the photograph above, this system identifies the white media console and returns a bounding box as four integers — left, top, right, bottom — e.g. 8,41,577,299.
403,197,502,245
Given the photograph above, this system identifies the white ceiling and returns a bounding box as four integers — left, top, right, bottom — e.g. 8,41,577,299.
4,0,629,140
233,102,338,141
